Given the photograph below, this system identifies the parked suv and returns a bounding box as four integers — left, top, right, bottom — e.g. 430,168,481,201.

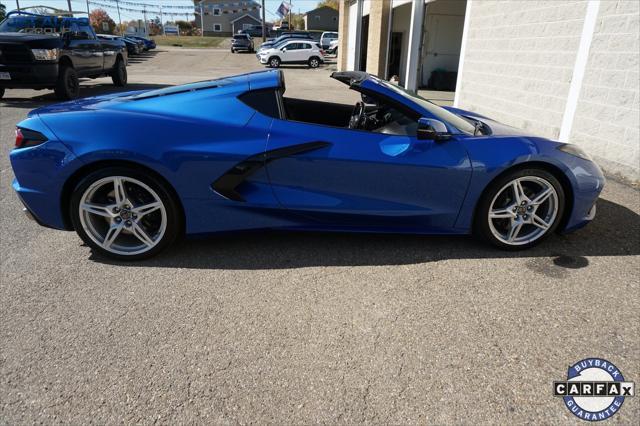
320,31,338,49
259,31,313,51
258,40,324,68
0,11,128,100
231,34,254,53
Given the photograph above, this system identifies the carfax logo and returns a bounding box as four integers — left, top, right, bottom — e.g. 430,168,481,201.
554,358,635,421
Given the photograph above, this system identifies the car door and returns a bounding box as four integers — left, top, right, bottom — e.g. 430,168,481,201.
298,42,314,61
281,42,299,62
264,114,472,231
66,23,102,75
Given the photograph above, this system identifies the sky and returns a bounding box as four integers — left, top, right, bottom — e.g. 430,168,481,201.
1,0,323,22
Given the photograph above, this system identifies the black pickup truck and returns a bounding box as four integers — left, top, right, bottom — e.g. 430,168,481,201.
0,11,128,100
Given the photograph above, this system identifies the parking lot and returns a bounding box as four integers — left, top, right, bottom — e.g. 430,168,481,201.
1,48,639,424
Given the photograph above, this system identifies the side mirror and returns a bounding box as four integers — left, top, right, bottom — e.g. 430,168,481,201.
417,118,451,141
282,47,287,52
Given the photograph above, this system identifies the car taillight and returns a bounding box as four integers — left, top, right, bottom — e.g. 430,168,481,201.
15,127,47,149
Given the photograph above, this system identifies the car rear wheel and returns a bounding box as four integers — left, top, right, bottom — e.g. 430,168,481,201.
0,88,4,99
231,47,235,53
269,57,281,68
54,66,80,100
475,168,565,250
111,58,127,87
308,56,320,68
70,167,182,260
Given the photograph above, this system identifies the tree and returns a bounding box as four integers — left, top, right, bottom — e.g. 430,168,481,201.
316,0,338,10
290,13,305,30
175,20,199,36
89,8,116,35
0,4,6,22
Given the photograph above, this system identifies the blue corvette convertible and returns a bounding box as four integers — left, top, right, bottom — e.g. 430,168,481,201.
10,70,604,260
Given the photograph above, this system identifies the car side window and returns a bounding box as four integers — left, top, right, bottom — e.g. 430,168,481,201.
238,89,281,119
301,43,311,50
368,104,419,137
78,24,95,39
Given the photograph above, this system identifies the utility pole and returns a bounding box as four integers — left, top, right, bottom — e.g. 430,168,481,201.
143,5,148,36
85,0,90,16
160,5,165,36
261,0,266,42
115,0,122,35
15,0,20,11
67,0,72,12
199,1,204,38
289,0,292,30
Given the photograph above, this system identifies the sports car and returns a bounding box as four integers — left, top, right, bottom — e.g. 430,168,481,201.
10,70,605,260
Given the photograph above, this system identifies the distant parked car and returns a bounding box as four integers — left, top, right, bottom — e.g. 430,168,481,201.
124,37,145,53
98,34,140,55
320,31,338,49
128,35,156,50
231,34,254,53
327,39,339,55
239,25,269,38
259,32,313,51
258,40,324,68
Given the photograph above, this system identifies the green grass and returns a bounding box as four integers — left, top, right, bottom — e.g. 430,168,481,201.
152,36,227,48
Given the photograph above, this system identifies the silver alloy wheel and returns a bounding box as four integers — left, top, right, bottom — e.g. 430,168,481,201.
310,58,319,67
488,176,559,246
78,176,167,256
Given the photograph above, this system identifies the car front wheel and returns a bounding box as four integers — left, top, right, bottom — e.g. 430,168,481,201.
308,57,320,68
111,58,127,87
70,167,182,260
0,87,4,99
269,57,281,68
475,168,565,250
54,66,79,100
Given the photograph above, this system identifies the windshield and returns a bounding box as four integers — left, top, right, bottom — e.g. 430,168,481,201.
0,15,85,35
375,78,476,135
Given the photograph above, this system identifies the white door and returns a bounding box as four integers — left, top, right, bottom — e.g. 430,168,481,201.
420,14,465,86
347,1,358,70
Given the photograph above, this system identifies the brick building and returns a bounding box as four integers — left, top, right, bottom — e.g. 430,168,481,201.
337,0,639,181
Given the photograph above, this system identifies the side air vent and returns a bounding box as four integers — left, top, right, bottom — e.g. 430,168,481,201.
212,141,331,202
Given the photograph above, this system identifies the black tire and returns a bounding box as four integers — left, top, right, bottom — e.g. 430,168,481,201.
70,166,182,261
474,168,565,250
308,56,320,68
231,47,235,53
0,87,4,99
54,66,80,100
269,56,280,68
111,58,127,87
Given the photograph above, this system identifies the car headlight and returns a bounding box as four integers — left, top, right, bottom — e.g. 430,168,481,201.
31,48,59,61
557,144,592,161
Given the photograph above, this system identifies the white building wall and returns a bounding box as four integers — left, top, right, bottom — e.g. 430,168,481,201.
569,0,639,180
456,0,588,139
457,0,640,182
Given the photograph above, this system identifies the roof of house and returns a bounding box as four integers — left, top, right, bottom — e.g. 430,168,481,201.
230,13,262,24
303,6,339,16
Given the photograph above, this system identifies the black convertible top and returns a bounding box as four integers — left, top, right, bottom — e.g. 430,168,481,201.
330,71,369,87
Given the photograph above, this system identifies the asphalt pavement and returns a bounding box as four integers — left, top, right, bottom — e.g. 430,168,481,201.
1,48,638,424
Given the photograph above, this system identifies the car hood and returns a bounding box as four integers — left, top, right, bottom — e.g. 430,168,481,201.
442,106,534,137
0,32,61,48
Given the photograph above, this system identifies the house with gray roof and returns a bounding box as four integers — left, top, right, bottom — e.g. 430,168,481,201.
194,0,262,37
